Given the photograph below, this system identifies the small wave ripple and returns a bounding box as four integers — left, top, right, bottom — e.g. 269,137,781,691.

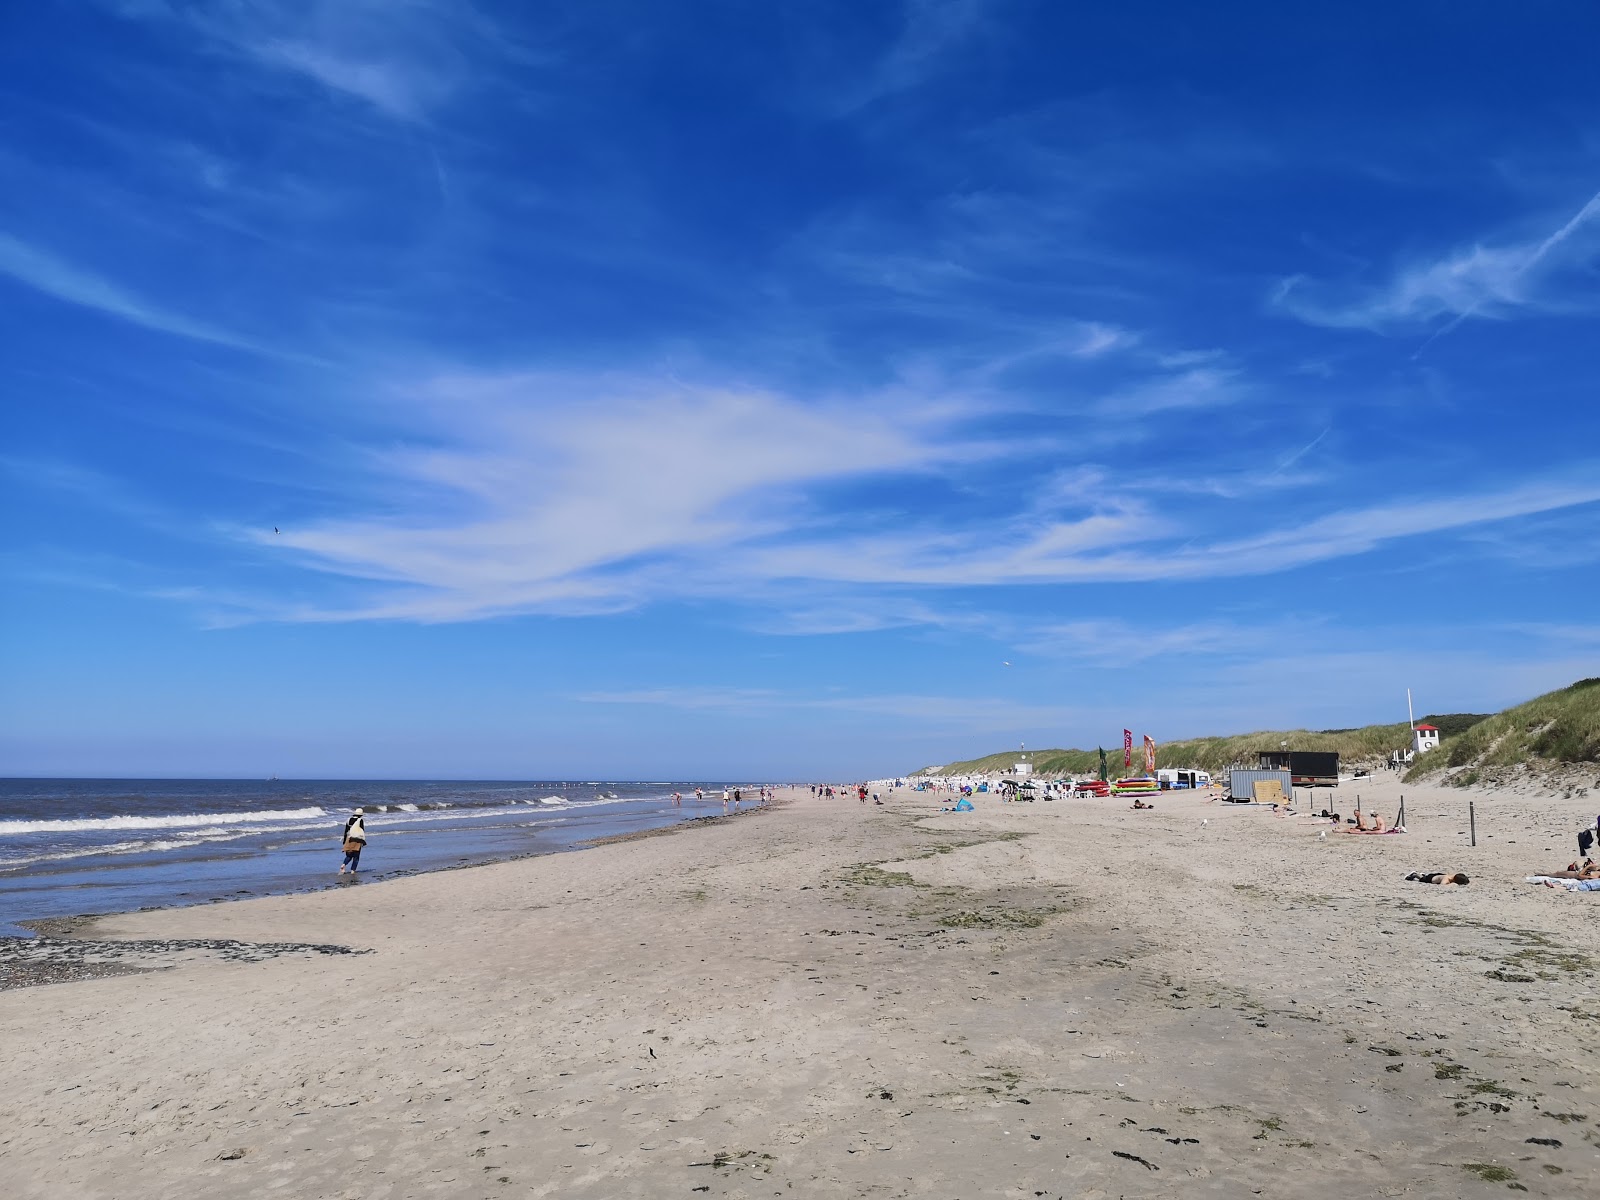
0,806,328,836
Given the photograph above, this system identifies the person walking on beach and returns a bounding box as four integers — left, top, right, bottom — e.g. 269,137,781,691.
339,809,368,875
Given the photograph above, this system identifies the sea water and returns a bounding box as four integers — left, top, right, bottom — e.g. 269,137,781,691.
0,779,755,936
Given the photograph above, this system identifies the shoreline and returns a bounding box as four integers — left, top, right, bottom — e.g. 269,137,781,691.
2,780,1596,1198
1,801,778,986
0,784,772,940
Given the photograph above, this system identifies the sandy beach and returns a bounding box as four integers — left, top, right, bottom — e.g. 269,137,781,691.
2,778,1597,1198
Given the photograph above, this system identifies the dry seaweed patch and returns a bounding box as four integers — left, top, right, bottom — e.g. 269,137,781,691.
1466,1081,1521,1099
1461,1161,1518,1183
833,853,1079,937
907,831,1031,860
1505,945,1595,977
928,906,1068,930
903,828,1031,861
839,864,924,888
1393,903,1597,982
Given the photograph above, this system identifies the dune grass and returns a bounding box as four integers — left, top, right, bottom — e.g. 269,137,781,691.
1405,678,1600,784
924,723,1415,777
918,684,1600,781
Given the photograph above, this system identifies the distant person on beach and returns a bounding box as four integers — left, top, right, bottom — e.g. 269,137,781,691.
339,809,367,874
722,788,731,813
672,791,682,807
1405,872,1469,885
695,788,704,802
1344,811,1393,834
733,788,742,811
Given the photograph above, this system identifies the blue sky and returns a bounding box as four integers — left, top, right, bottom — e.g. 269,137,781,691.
3,1,1599,779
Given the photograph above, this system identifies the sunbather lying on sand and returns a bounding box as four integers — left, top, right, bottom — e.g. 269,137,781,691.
1405,872,1469,885
1130,798,1155,810
1539,859,1599,879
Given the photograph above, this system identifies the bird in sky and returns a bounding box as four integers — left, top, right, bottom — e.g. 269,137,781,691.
273,527,280,534
1002,661,1012,667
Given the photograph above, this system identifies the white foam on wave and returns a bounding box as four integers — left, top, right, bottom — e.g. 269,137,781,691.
0,823,333,870
566,794,642,808
0,806,328,836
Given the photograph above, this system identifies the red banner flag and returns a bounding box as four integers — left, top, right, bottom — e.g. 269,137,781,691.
1123,728,1133,768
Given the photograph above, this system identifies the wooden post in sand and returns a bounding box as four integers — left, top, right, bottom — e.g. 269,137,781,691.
1397,795,1406,830
1469,801,1476,847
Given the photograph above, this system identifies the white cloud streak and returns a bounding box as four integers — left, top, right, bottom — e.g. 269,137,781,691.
0,233,261,351
1275,184,1600,335
575,685,1093,732
236,353,1600,622
837,0,993,113
257,372,977,621
1017,617,1303,665
106,0,492,120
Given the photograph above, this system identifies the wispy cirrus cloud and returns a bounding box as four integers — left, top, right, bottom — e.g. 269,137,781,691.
1097,366,1243,415
215,349,1600,624
0,232,262,351
105,0,506,120
1017,617,1307,665
575,685,1094,733
727,471,1600,589
832,0,995,114
1273,184,1600,335
250,370,985,621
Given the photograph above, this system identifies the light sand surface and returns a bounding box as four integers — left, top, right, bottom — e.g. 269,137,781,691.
2,779,1598,1199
